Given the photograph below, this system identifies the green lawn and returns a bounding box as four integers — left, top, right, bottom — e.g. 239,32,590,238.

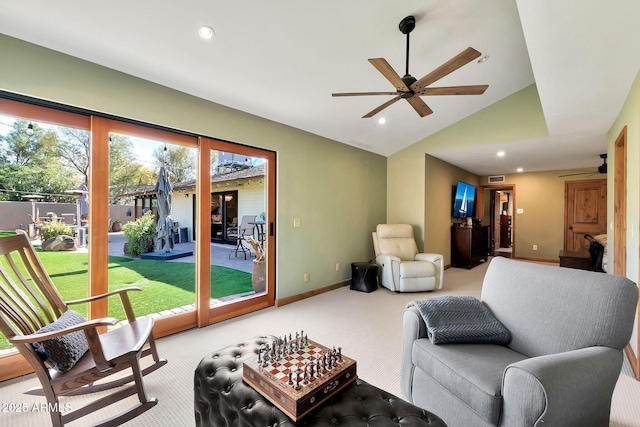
0,249,252,350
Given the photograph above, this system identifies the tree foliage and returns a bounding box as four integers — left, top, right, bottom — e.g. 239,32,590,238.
153,145,195,183
0,119,188,204
53,127,90,183
109,135,155,203
0,119,58,167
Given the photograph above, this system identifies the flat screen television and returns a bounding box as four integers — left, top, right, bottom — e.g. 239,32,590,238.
452,181,476,219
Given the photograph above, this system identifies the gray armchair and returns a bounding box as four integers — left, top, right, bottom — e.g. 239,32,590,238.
402,257,638,427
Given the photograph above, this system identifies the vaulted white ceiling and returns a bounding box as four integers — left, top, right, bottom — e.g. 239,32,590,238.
0,0,638,175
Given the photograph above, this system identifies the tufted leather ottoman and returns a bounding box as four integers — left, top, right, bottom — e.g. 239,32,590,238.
194,335,446,427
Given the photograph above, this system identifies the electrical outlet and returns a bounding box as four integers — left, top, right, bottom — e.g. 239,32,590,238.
293,218,301,228
533,245,538,250
303,273,309,282
335,263,340,271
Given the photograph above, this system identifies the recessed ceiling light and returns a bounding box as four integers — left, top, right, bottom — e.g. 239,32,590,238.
497,151,505,157
378,117,386,125
517,167,523,173
477,55,489,64
198,25,215,40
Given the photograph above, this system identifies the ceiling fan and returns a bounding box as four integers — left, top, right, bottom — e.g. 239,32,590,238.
332,15,489,118
559,154,607,177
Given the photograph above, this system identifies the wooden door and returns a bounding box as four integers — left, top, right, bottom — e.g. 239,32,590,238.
614,128,626,276
564,179,607,251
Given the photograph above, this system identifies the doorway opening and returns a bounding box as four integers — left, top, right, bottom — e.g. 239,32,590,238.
211,191,238,244
481,185,515,258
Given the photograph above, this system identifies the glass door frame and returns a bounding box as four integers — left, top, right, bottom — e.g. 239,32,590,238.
196,137,276,326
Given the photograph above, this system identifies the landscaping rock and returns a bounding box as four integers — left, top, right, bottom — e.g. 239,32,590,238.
42,235,77,251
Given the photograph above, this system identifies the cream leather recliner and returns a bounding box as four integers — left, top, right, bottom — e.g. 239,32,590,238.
372,224,444,292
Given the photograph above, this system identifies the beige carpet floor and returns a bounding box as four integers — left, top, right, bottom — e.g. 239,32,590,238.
1,259,638,426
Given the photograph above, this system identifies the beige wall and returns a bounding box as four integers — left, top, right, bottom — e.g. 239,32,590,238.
388,84,548,254
607,70,640,357
424,156,479,264
479,171,603,261
0,34,387,300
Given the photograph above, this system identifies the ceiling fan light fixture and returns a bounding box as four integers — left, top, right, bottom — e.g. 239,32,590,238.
198,25,215,40
517,168,523,172
477,55,489,64
497,151,505,157
332,16,488,118
378,117,386,125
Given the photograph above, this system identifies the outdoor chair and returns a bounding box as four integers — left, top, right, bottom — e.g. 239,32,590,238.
0,231,167,427
228,215,256,260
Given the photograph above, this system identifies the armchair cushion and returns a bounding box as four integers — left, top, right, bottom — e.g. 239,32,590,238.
33,309,89,371
412,296,511,345
400,261,435,278
412,341,527,425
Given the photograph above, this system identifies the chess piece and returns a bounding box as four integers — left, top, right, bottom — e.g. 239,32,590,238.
288,370,293,386
338,347,342,362
257,345,264,363
295,368,302,390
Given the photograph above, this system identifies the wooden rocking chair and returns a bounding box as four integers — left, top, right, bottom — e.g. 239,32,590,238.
0,231,167,427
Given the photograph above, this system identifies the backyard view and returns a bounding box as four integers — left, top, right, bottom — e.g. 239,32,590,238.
0,116,265,352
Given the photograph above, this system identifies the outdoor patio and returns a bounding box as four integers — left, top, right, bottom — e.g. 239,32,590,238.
104,232,255,273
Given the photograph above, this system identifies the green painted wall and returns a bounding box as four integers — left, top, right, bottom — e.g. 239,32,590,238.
607,70,640,356
0,34,387,299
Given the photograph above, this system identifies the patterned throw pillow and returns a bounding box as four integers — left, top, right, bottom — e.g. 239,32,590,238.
412,296,511,345
32,310,90,372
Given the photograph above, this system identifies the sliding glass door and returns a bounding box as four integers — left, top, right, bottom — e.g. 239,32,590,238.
0,98,277,380
199,138,276,324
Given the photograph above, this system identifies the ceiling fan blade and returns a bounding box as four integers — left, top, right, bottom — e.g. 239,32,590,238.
418,85,489,96
362,96,402,118
368,58,410,92
406,96,433,117
332,91,399,97
410,47,482,90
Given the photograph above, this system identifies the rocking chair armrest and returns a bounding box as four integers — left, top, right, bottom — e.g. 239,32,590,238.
67,287,142,323
9,317,119,344
66,286,143,305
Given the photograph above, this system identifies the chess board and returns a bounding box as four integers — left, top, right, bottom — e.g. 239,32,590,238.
243,338,357,421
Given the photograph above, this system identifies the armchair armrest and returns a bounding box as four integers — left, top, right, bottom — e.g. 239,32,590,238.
376,254,402,291
414,253,442,263
501,346,622,427
375,254,401,266
401,304,429,401
414,253,444,289
67,286,142,323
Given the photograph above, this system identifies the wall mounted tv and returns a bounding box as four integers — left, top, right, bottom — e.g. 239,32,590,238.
452,181,476,219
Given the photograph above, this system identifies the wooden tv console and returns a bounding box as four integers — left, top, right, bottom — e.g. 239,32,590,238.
451,225,489,269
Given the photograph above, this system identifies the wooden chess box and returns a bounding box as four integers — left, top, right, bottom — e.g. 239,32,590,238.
242,339,357,421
